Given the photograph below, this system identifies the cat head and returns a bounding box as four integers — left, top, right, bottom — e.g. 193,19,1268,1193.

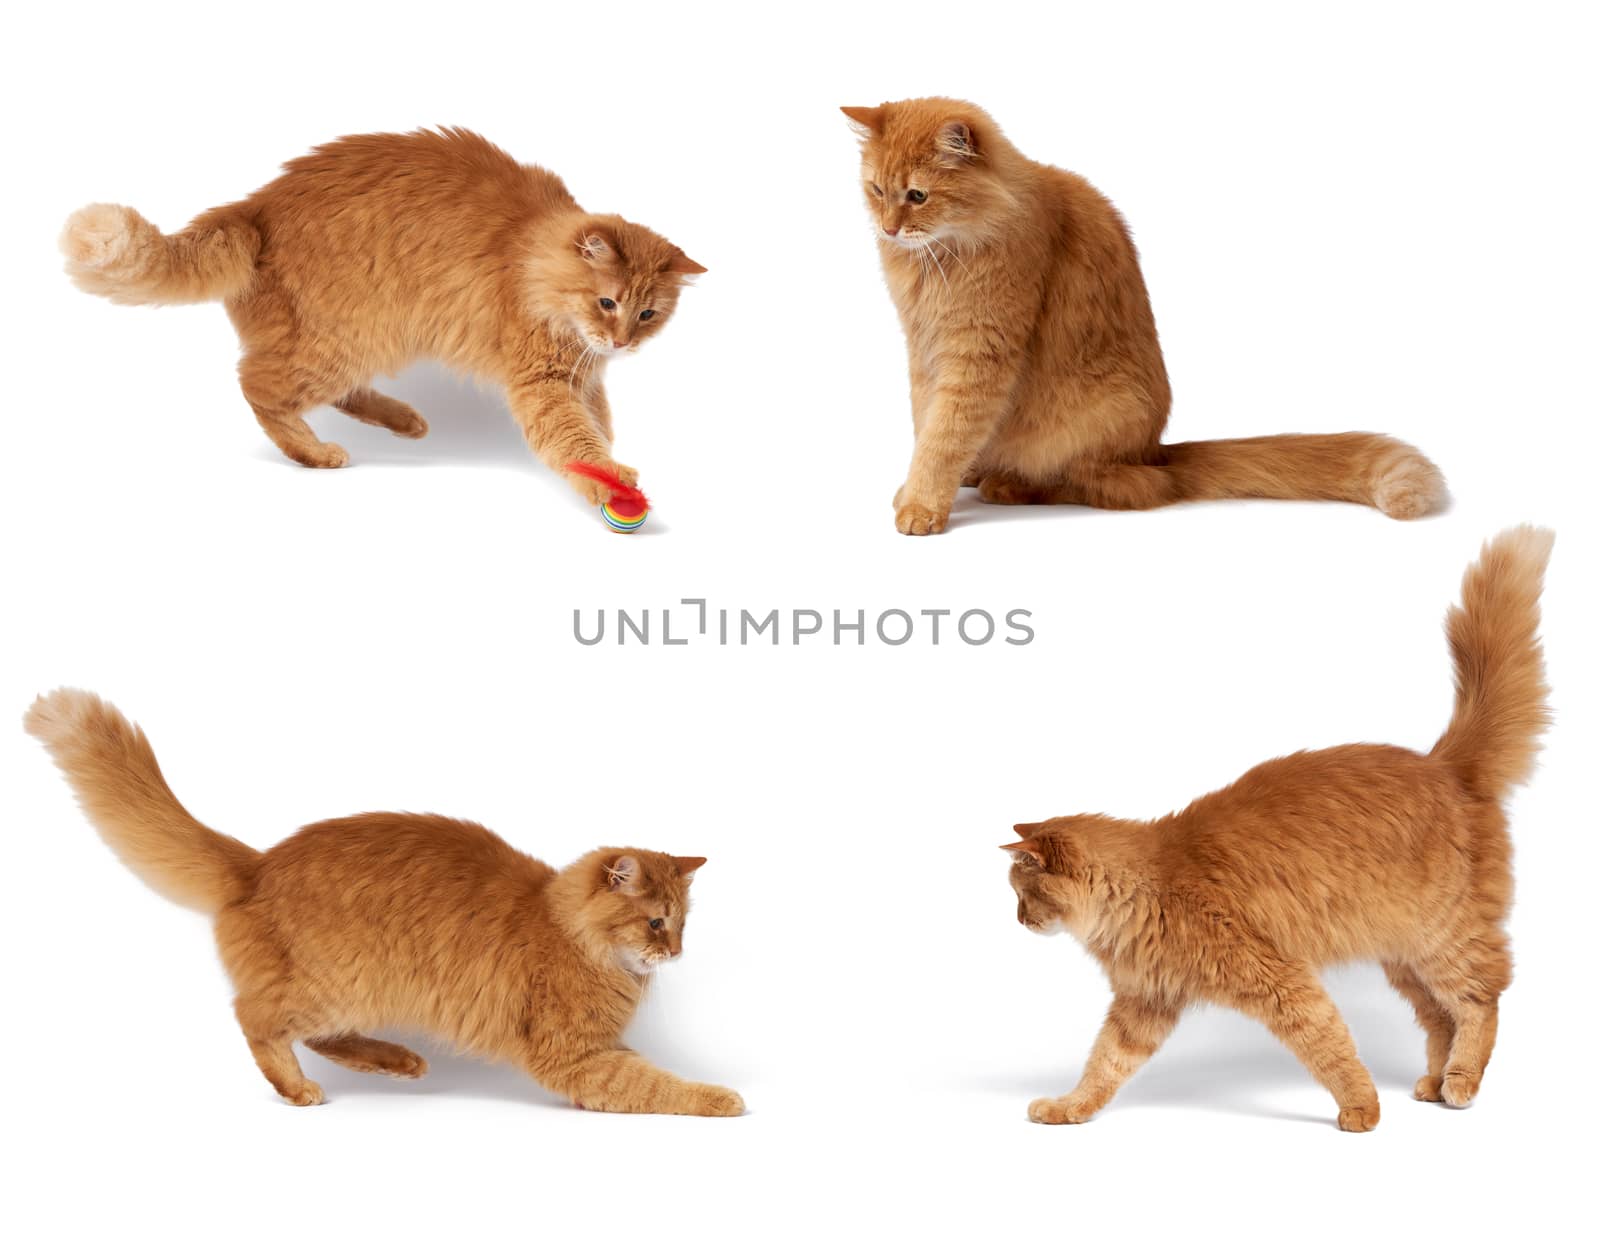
840,98,1016,249
1000,820,1097,937
529,216,705,357
571,848,706,973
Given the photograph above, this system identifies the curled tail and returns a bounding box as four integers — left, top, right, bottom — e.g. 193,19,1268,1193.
59,203,260,305
24,689,259,913
1156,432,1448,520
1431,526,1555,802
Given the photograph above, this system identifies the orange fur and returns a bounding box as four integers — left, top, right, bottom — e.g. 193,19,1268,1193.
60,128,704,499
1003,526,1552,1130
842,99,1447,534
24,690,742,1116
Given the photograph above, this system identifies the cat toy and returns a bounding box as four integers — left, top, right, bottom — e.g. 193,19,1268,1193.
567,462,651,533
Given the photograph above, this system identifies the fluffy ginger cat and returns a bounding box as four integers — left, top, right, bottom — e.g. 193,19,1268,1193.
1004,526,1551,1130
24,690,743,1117
59,128,703,505
842,99,1447,535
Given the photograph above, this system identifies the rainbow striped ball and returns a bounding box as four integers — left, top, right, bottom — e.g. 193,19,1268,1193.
601,498,648,533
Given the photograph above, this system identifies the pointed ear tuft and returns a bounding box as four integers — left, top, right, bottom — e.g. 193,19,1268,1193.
1001,839,1047,867
605,854,640,892
672,855,707,880
936,119,978,163
577,226,618,264
840,105,885,137
666,250,707,276
1013,822,1040,838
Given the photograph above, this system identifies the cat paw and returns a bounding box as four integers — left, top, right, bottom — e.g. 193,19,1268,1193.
1336,1102,1380,1132
1413,1075,1444,1102
283,1081,325,1107
693,1086,746,1117
393,410,429,439
1440,1069,1480,1108
976,475,1038,505
293,443,349,469
895,501,948,536
567,461,639,506
1028,1095,1096,1125
383,1052,429,1079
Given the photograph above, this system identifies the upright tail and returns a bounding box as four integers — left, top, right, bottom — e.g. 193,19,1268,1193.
24,690,259,913
1431,526,1555,803
59,202,260,305
1156,432,1448,520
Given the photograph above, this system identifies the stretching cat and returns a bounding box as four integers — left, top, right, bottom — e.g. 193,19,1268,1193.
24,690,743,1116
59,128,703,505
842,98,1447,535
1003,526,1551,1130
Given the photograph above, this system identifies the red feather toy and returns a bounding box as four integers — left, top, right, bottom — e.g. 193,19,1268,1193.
566,462,651,533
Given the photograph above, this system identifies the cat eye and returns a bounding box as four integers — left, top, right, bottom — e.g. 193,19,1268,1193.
907,189,928,204
869,183,883,197
649,918,664,930
598,297,617,311
639,310,655,321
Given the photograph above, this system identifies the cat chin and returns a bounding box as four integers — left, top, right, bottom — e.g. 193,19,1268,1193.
1027,919,1068,938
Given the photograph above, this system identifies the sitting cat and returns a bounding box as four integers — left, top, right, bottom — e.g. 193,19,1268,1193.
25,689,743,1117
1003,526,1551,1129
59,128,703,507
842,98,1446,535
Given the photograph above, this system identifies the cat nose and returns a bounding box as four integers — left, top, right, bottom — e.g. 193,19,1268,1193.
884,225,900,236
611,338,626,349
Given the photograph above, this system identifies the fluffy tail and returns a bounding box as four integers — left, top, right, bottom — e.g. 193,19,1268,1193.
24,690,259,913
1431,526,1555,802
59,202,260,305
1157,432,1448,520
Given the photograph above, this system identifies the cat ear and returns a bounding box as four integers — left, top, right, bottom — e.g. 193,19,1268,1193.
665,250,707,276
577,226,619,265
1000,839,1047,868
1012,822,1041,838
840,105,885,137
936,119,978,164
605,854,640,893
672,856,707,880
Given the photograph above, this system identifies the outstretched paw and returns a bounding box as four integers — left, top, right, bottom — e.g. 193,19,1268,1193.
283,1081,325,1107
895,501,948,536
1337,1102,1381,1132
567,461,640,506
693,1085,746,1117
1028,1095,1097,1125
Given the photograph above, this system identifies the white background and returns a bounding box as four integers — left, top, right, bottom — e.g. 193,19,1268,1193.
3,2,1596,1240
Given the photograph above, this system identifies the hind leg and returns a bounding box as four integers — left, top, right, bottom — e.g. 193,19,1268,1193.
1416,943,1510,1108
1383,962,1456,1101
238,350,351,469
336,388,428,439
234,990,324,1105
306,1033,429,1079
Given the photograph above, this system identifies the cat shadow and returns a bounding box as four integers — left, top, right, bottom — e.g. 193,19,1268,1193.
944,488,1094,531
246,361,675,533
303,1039,567,1110
247,362,541,474
969,995,1427,1129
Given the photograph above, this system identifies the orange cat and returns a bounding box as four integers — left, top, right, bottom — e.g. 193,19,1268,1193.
842,99,1447,535
24,690,743,1116
59,128,703,505
1003,526,1551,1130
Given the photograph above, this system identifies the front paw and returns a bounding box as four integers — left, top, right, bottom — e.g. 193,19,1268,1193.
567,460,640,506
692,1085,746,1117
1028,1095,1096,1125
895,501,948,536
